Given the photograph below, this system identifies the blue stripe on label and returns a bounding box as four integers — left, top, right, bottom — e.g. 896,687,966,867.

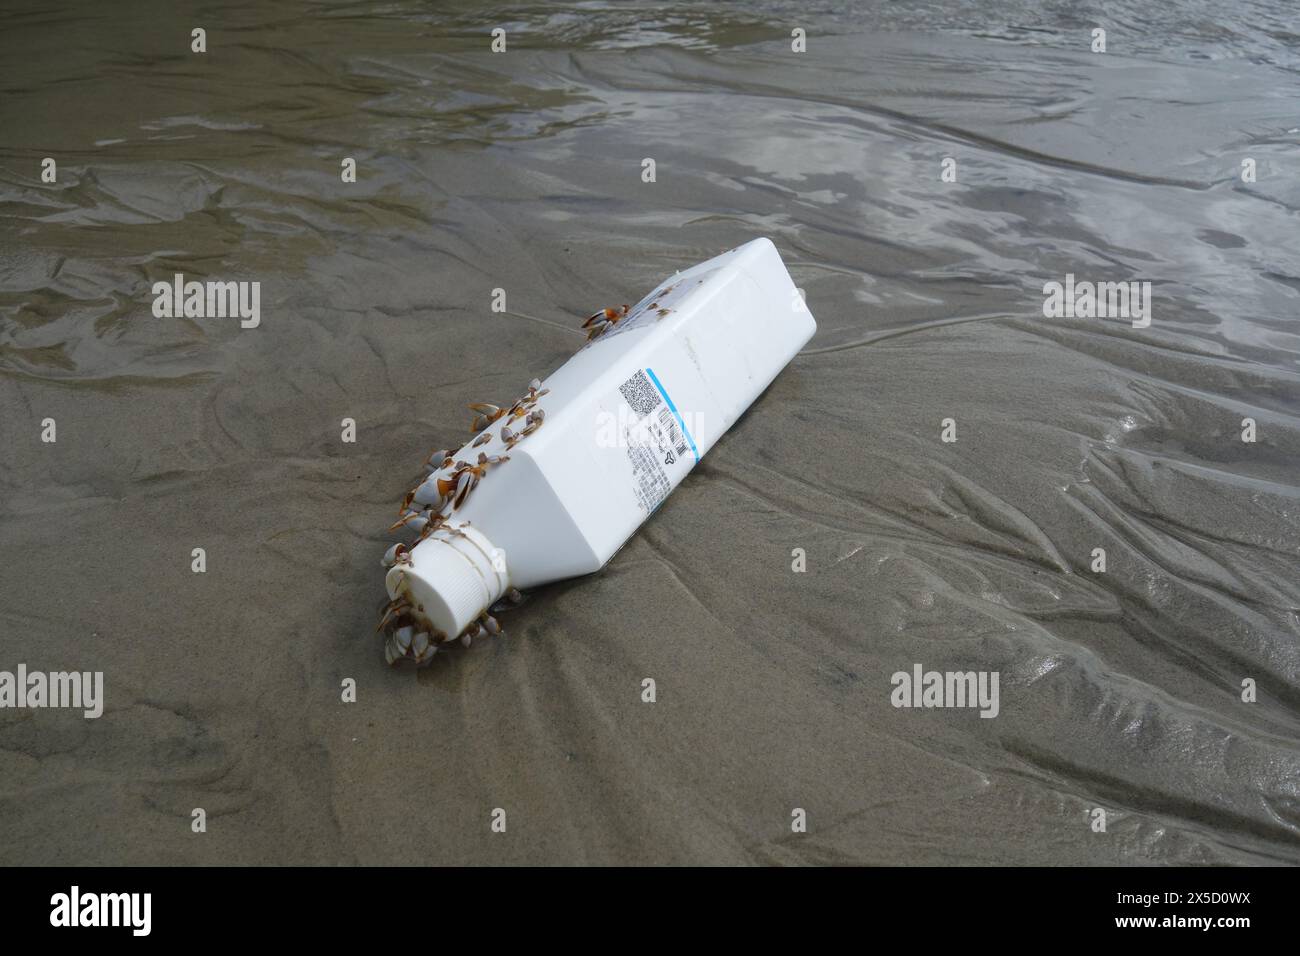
645,366,700,462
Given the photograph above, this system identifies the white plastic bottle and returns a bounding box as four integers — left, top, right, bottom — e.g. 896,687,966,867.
383,238,816,657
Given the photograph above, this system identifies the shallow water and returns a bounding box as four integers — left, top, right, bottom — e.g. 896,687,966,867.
1,0,1298,864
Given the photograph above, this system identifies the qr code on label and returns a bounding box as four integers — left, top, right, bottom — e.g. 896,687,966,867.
619,369,661,419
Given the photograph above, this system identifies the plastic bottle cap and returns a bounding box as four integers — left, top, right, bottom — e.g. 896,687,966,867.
384,523,507,639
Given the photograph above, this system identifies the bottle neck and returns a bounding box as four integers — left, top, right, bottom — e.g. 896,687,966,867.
385,522,507,640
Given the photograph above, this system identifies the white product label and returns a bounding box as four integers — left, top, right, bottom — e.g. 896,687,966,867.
616,367,697,513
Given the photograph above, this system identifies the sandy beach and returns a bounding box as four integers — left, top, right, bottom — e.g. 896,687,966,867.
1,0,1298,864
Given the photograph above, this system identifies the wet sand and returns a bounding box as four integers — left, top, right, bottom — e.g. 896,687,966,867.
1,1,1298,864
